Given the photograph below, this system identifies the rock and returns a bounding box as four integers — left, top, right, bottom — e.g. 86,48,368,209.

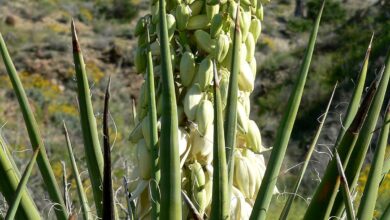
5,15,16,26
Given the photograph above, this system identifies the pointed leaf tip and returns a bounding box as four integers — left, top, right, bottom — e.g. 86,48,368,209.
368,33,374,50
105,76,111,99
71,20,80,53
363,33,374,64
103,73,114,220
320,0,326,11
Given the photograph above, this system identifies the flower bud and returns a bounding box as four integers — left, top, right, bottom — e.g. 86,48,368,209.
239,7,251,42
194,30,215,53
135,46,146,73
230,187,252,220
150,41,160,56
190,125,213,165
219,68,230,108
246,120,262,153
180,51,197,87
228,0,238,19
206,4,220,21
195,99,214,136
249,56,257,77
233,149,257,199
237,102,249,134
129,121,143,143
250,0,256,9
249,18,262,42
255,1,264,20
189,161,207,215
135,17,146,36
239,92,250,116
187,14,210,30
210,14,223,38
176,4,191,30
160,14,176,41
244,150,278,200
215,34,230,63
193,57,213,90
137,31,148,47
141,115,151,149
189,0,204,16
184,84,203,121
178,127,189,156
137,139,152,180
240,0,252,7
204,167,213,211
136,83,148,121
156,14,176,41
245,32,255,62
136,185,151,219
221,42,234,69
241,43,248,62
238,60,254,92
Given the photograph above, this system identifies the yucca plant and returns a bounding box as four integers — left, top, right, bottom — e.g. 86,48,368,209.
0,0,389,220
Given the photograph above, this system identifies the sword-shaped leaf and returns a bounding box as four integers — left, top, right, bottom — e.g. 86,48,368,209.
63,122,92,220
0,33,67,220
357,102,390,219
158,0,182,217
279,83,337,220
5,148,39,220
210,61,229,219
145,22,161,219
71,20,104,216
250,2,325,219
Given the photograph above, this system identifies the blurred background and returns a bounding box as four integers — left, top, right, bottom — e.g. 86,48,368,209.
0,0,389,218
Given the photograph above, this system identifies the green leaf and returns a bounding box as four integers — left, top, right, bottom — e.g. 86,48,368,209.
5,148,39,220
225,6,241,202
303,75,379,219
315,35,374,218
250,2,325,220
102,78,116,220
380,201,390,220
334,151,356,220
279,83,337,220
71,20,104,216
0,33,67,220
0,134,41,220
210,61,229,219
63,122,92,220
382,157,390,184
146,22,161,219
158,0,182,217
356,103,390,219
336,34,373,142
331,51,390,217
